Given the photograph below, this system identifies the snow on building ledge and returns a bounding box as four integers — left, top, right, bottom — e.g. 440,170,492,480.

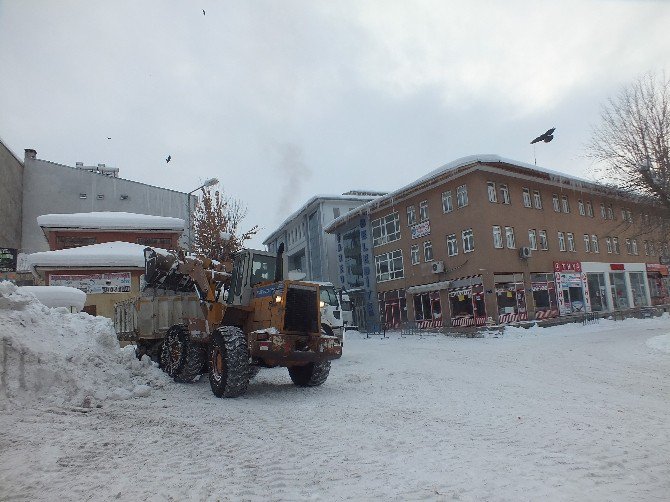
37,212,185,231
26,241,163,276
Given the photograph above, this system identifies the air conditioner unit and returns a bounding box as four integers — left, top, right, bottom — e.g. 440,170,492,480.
431,261,445,274
519,246,532,259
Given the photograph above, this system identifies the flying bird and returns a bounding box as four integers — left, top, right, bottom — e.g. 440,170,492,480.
202,9,206,15
166,155,171,163
107,137,111,140
530,127,556,144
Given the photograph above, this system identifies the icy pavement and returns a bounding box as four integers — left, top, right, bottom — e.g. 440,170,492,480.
1,312,669,501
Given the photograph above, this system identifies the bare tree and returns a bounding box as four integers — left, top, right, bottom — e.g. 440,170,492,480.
587,71,670,210
192,186,259,263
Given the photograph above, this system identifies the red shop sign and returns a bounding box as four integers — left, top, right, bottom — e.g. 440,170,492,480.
553,261,582,273
610,264,625,271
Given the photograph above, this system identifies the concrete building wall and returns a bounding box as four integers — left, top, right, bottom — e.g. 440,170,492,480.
21,150,193,254
0,141,23,249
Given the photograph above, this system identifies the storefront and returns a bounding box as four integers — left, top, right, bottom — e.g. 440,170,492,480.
646,264,670,306
494,273,528,323
447,275,486,327
378,289,407,328
530,272,559,319
581,262,651,312
554,261,590,315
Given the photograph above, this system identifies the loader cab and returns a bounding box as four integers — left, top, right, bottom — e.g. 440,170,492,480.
227,249,277,306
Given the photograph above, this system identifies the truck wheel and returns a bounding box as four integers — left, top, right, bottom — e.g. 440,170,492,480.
209,326,250,398
288,361,331,387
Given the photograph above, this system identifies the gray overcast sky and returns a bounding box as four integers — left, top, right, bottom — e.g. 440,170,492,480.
1,0,669,248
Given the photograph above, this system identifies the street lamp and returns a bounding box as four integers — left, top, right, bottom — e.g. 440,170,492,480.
187,177,219,252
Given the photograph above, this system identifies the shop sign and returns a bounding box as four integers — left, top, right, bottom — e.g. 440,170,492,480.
0,248,18,272
610,264,625,271
531,283,548,291
646,263,669,275
553,261,581,273
411,221,431,239
49,272,132,293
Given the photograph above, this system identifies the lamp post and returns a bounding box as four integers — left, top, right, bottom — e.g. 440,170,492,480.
187,177,219,252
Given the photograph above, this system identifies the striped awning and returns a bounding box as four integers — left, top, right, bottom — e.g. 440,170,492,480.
406,280,451,294
447,274,483,289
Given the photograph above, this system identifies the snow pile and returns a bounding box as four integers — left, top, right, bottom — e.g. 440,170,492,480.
0,281,169,408
17,286,86,311
647,333,670,353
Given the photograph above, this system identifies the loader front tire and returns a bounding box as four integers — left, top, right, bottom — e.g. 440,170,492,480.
288,360,331,387
209,326,250,398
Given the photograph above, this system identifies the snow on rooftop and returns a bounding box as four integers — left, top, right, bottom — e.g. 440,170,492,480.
324,154,603,233
18,286,87,311
37,212,185,231
26,241,164,273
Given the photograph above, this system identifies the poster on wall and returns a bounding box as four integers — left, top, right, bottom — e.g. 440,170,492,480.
0,248,18,272
50,272,132,293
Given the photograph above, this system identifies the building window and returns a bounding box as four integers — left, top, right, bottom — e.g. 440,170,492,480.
533,190,542,209
407,205,416,226
567,232,576,252
528,229,537,250
424,240,433,261
487,181,497,203
561,195,570,213
552,194,560,212
621,209,627,222
419,200,429,221
447,233,458,256
578,200,585,216
583,234,590,252
632,239,638,255
410,245,419,265
522,188,531,208
586,201,593,217
56,236,97,249
606,237,612,253
613,237,620,254
333,207,341,219
649,241,656,255
539,230,548,250
592,235,599,253
626,238,632,254
457,185,468,208
558,232,566,251
371,212,401,247
644,240,649,256
627,210,633,223
500,184,510,204
442,191,453,213
607,204,614,220
137,237,172,248
492,226,503,249
600,203,607,219
505,226,516,249
375,250,404,282
462,229,475,253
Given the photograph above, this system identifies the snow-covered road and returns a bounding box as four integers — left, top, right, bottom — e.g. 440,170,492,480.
2,317,670,501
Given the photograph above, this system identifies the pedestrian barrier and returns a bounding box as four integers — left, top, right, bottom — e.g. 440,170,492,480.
582,312,599,325
365,322,387,338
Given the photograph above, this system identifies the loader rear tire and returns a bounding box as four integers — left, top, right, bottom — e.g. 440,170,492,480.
174,342,207,383
160,324,188,378
288,360,331,387
209,326,250,398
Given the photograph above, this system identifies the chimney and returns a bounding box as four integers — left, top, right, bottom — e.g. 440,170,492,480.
24,148,37,160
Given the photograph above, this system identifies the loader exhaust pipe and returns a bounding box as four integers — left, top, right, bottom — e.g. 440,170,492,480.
274,243,284,282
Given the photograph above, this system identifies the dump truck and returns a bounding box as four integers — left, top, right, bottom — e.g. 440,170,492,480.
114,244,342,397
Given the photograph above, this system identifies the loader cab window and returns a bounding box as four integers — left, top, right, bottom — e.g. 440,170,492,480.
320,285,339,307
251,254,276,286
227,253,248,303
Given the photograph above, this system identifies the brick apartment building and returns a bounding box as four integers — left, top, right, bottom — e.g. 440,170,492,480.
326,155,669,328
